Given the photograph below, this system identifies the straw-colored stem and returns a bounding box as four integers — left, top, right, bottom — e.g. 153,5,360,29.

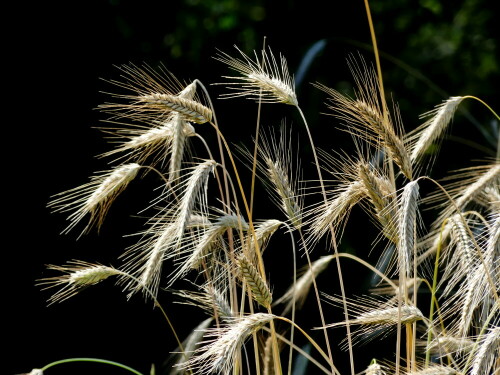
262,326,332,375
207,120,283,374
425,219,447,366
296,106,345,375
283,222,298,375
275,316,341,375
299,229,334,373
249,36,267,220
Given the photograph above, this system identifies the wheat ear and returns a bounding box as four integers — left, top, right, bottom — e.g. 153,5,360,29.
99,117,194,164
428,163,500,225
170,317,214,375
322,294,424,348
168,113,189,183
39,261,123,304
123,160,217,297
179,313,275,374
237,253,273,309
48,163,140,237
409,96,465,164
405,365,461,375
170,159,218,247
139,93,212,124
308,180,365,242
470,326,500,375
168,214,248,285
215,45,298,106
127,222,178,298
173,285,233,321
258,129,303,228
424,335,474,357
315,57,412,179
358,162,399,243
100,63,212,125
397,180,420,277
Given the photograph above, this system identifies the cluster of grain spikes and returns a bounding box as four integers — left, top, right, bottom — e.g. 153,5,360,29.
32,38,499,375
311,50,499,375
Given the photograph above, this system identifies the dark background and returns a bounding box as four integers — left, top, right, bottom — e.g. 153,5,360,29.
7,1,498,374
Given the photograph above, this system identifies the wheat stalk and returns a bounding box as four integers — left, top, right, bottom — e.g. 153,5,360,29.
215,46,298,106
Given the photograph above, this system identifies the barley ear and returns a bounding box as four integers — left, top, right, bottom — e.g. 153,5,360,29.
180,313,275,374
38,261,123,304
140,93,212,124
470,326,500,375
215,45,298,106
237,253,273,308
409,96,465,164
397,180,420,277
48,163,141,237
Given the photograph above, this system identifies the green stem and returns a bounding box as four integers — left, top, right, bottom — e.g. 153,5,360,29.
463,95,500,122
462,95,500,161
41,357,144,375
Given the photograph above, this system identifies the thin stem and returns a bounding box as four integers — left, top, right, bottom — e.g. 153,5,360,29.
425,218,447,366
116,271,188,366
194,79,240,326
298,229,333,373
461,95,500,160
275,316,341,375
41,358,144,375
334,252,398,290
249,36,267,219
463,95,500,122
282,222,298,375
262,327,332,375
206,120,282,373
363,0,387,115
296,105,353,375
364,2,401,369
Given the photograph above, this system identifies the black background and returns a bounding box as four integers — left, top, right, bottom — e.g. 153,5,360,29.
7,1,498,374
